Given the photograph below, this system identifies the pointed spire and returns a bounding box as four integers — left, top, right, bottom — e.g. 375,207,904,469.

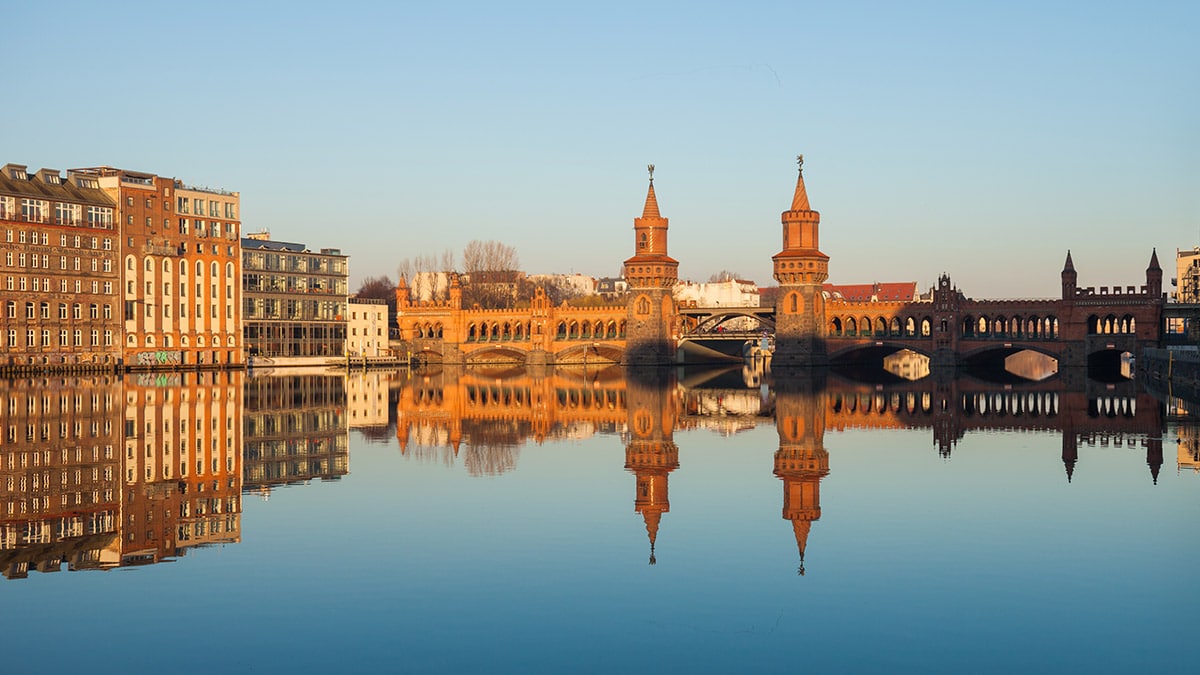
644,510,661,565
1064,459,1075,483
642,163,661,219
1149,248,1161,271
1063,250,1075,272
790,154,811,212
792,520,811,576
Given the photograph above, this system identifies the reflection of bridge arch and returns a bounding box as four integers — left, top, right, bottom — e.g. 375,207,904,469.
958,343,1062,363
827,342,933,363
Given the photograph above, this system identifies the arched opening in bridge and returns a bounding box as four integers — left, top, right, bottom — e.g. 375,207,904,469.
962,347,1058,383
1087,350,1136,382
1004,350,1059,381
882,349,930,381
831,345,930,383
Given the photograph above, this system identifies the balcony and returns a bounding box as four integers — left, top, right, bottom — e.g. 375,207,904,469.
143,243,184,257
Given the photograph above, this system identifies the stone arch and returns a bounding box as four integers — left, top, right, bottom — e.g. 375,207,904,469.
830,317,843,336
846,317,858,336
920,317,932,337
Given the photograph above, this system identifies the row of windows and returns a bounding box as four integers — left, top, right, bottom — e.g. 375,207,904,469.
128,280,235,300
4,396,113,417
129,257,235,278
124,301,234,321
0,198,113,228
175,196,237,220
5,230,111,249
123,333,237,348
5,301,112,320
4,276,112,294
4,252,112,272
0,328,112,348
0,448,115,467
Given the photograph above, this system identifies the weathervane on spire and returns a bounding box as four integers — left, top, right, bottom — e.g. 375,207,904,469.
796,154,804,174
648,163,655,183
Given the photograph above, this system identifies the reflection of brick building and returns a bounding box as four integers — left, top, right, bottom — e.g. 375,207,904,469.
773,377,830,576
243,374,348,495
121,371,243,564
0,376,122,578
624,371,678,564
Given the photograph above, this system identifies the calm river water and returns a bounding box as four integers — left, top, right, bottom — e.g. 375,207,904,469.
0,366,1195,673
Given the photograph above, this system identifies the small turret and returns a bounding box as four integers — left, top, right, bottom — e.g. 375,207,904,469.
1146,248,1162,298
1061,250,1077,300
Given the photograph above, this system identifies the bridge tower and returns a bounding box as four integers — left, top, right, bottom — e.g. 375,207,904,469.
623,165,679,365
772,155,829,367
773,377,829,575
624,371,679,564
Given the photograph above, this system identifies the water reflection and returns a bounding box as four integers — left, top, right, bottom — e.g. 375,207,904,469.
0,372,243,578
0,364,1179,580
389,365,1170,575
244,374,348,496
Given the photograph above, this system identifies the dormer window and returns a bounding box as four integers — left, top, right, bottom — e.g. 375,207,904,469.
10,168,26,180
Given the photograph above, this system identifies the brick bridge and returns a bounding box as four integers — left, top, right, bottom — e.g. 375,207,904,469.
395,163,1165,369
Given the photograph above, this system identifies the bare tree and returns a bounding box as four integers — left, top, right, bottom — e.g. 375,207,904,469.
461,240,521,309
462,240,519,274
708,270,740,283
396,259,413,285
355,275,398,328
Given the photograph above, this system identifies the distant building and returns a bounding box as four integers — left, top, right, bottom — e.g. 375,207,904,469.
241,231,348,361
347,297,387,357
526,273,596,298
674,278,760,307
1173,248,1200,303
0,164,121,371
596,276,628,299
822,282,919,303
675,278,760,330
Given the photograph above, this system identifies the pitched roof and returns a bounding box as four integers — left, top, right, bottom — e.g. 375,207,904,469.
822,282,919,302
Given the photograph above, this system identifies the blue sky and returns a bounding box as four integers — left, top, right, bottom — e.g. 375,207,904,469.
5,1,1196,297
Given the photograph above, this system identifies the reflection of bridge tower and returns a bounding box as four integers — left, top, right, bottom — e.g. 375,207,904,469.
773,377,830,575
772,156,829,367
624,372,679,564
623,165,679,365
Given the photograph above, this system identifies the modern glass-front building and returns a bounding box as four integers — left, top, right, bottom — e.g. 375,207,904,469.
241,232,348,359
